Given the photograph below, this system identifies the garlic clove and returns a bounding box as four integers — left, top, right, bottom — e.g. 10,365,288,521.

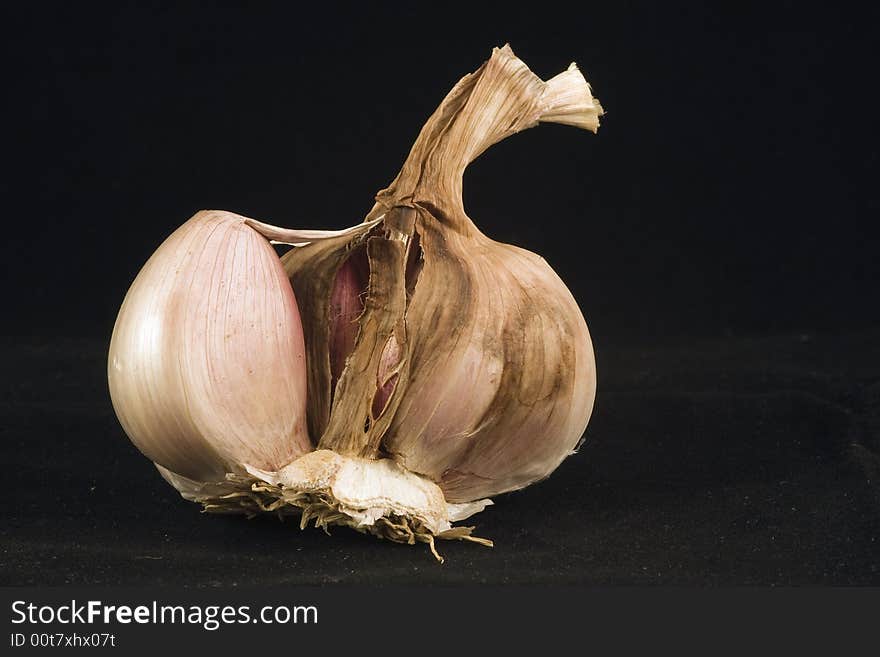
386,239,596,502
108,210,314,482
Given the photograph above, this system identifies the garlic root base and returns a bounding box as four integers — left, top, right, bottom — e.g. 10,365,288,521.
156,450,493,562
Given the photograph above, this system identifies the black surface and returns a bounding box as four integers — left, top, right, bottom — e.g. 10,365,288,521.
1,3,878,586
3,332,878,585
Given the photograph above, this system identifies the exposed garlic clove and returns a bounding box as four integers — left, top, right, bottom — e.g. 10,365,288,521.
108,210,315,482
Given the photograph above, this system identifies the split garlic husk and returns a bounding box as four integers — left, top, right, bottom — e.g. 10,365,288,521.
108,45,602,561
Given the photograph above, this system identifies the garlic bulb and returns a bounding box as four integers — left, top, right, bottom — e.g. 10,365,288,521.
108,45,602,560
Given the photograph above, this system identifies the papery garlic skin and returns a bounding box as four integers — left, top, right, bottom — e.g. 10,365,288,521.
283,45,601,503
383,230,595,502
108,210,313,482
286,209,596,503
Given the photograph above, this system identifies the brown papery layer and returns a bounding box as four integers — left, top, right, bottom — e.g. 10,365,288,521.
283,45,600,502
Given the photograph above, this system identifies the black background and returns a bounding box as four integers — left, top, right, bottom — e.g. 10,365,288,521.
1,2,878,586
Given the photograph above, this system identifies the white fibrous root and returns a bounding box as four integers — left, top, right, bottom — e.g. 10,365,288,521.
108,45,603,561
